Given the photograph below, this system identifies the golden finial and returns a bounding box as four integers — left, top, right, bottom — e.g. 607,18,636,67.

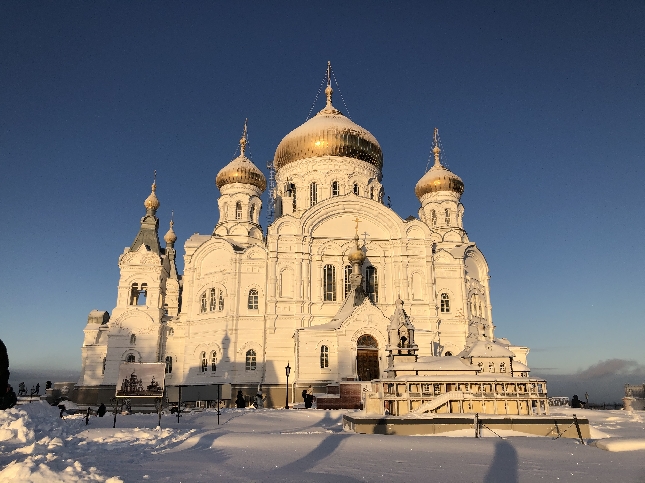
144,171,160,211
433,127,441,166
164,213,177,245
353,216,360,237
325,61,333,107
240,119,248,156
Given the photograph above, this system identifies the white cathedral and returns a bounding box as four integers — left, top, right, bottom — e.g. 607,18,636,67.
76,71,533,408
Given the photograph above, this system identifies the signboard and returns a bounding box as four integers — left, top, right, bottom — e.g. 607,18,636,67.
166,384,232,402
116,363,165,398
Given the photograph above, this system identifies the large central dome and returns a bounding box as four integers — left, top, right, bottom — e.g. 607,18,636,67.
273,85,383,170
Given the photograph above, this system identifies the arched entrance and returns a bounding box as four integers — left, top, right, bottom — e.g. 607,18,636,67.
356,334,379,381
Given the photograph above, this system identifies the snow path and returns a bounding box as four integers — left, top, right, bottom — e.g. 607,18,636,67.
2,403,645,482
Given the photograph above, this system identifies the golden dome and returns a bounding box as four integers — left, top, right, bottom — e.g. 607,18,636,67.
347,235,366,265
273,85,382,170
216,121,267,192
414,133,464,199
144,182,160,211
164,220,177,245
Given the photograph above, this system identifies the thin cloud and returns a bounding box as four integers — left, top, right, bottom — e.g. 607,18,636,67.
577,359,645,380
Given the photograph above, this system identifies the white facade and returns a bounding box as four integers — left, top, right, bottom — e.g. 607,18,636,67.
76,77,530,406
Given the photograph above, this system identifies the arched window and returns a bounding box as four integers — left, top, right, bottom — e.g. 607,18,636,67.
280,269,293,298
479,303,483,318
444,351,453,357
165,356,173,374
440,293,450,313
129,283,139,305
235,202,242,220
126,354,136,363
357,334,378,348
200,351,207,372
249,204,255,222
353,183,359,195
200,292,207,313
331,181,339,196
211,351,217,372
209,288,217,312
102,357,106,374
310,182,317,206
344,265,353,298
222,203,228,221
130,334,136,345
245,349,256,371
489,362,495,373
248,288,259,309
323,264,336,301
365,266,378,303
500,362,506,373
444,208,450,225
431,210,437,227
320,345,329,368
218,290,224,311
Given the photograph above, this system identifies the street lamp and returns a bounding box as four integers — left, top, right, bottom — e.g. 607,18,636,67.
285,362,291,409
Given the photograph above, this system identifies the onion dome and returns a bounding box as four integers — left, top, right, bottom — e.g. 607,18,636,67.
164,219,177,246
216,120,267,192
348,234,366,265
414,129,464,199
144,180,160,211
273,78,382,170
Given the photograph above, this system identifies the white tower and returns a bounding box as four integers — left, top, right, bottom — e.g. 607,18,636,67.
214,120,266,246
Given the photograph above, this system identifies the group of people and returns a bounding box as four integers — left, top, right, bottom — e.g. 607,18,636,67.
234,385,315,409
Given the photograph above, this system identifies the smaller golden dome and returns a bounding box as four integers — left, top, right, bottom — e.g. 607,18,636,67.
144,182,160,211
164,220,177,245
216,121,267,192
348,235,366,265
414,130,464,199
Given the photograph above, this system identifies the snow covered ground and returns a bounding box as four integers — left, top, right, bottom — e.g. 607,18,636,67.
1,403,644,482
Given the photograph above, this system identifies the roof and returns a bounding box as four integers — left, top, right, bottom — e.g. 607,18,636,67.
458,340,515,358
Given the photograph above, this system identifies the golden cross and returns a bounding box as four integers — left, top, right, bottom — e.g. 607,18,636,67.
353,216,360,236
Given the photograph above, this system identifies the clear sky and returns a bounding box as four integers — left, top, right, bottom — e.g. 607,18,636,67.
1,1,643,391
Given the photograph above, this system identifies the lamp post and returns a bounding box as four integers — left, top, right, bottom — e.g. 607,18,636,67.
285,362,291,409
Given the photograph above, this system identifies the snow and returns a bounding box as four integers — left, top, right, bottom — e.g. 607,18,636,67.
1,402,645,482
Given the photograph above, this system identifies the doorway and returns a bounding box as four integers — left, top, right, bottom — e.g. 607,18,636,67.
356,334,379,381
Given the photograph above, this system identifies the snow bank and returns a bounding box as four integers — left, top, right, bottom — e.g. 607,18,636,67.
0,408,35,445
0,455,123,482
593,438,645,452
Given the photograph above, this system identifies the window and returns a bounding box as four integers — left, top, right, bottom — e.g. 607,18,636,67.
320,345,329,368
209,288,217,312
479,303,483,318
489,362,495,373
200,351,207,372
344,265,353,298
218,290,224,311
331,181,339,196
245,349,256,371
353,183,359,195
200,292,207,313
130,334,136,345
211,351,217,372
500,362,506,373
235,202,242,220
440,293,450,313
365,266,378,303
165,356,173,374
357,334,378,348
249,205,255,222
310,182,317,206
323,264,336,301
248,288,259,309
126,354,136,363
444,208,450,225
102,357,106,375
444,351,453,357
431,210,437,227
370,186,374,199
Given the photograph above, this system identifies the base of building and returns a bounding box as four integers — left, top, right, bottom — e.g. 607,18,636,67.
342,413,590,439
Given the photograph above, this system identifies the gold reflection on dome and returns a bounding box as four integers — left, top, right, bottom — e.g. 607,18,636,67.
273,84,382,170
216,120,267,192
414,129,464,199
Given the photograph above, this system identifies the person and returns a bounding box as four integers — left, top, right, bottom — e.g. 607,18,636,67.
58,403,66,418
254,387,265,409
305,385,314,409
0,339,9,405
235,390,246,408
97,403,107,417
571,394,583,409
1,385,17,410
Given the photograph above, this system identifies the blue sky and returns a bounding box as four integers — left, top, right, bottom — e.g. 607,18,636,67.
1,1,643,388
